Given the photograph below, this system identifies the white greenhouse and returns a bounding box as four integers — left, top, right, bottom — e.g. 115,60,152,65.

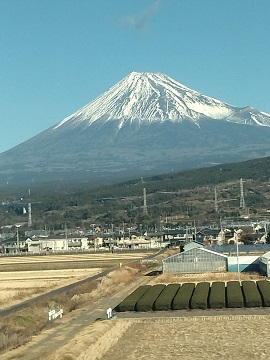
259,251,270,277
162,247,228,274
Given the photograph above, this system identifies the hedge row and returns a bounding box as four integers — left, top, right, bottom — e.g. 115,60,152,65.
208,281,226,309
136,284,166,312
154,284,181,311
257,280,270,306
226,281,244,308
242,281,262,308
172,283,195,310
116,280,270,312
116,285,151,312
190,282,210,310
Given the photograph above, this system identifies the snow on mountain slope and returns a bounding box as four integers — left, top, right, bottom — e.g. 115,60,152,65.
1,71,270,185
227,106,270,126
53,72,270,132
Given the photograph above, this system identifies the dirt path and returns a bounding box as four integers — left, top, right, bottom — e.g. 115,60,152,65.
2,275,153,360
3,267,268,359
4,270,270,360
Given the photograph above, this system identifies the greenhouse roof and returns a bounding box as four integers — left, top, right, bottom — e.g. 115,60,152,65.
184,241,203,252
260,251,270,260
162,247,228,263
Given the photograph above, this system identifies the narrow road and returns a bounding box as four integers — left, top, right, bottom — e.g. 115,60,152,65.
2,274,153,360
3,269,270,360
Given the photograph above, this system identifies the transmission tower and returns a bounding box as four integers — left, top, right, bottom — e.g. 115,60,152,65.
239,178,245,209
143,188,148,215
214,187,218,212
28,202,32,227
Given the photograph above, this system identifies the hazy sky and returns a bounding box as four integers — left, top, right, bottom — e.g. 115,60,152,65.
1,0,270,153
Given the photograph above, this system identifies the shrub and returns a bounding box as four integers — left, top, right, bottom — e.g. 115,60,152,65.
172,283,195,310
242,281,262,308
190,282,210,310
208,282,226,309
136,284,166,312
115,285,151,312
226,281,244,308
257,280,270,307
154,284,180,311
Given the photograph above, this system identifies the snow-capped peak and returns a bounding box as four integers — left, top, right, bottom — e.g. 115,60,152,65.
53,72,270,130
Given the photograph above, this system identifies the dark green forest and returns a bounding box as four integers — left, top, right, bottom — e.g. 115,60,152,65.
0,156,270,231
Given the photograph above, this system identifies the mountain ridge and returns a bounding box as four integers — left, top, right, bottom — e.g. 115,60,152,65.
1,71,270,185
52,72,270,132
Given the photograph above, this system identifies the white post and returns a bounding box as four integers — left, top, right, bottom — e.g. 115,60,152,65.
48,309,63,321
48,309,55,321
55,309,63,319
106,308,112,319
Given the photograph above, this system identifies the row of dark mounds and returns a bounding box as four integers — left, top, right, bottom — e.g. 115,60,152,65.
115,280,270,312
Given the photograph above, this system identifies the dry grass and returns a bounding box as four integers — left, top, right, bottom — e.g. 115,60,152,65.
0,251,154,354
0,306,49,353
0,251,150,309
0,252,150,273
147,271,265,285
36,316,270,360
1,249,268,359
0,268,102,309
0,288,42,307
101,317,270,360
42,320,133,360
154,249,179,263
0,263,147,355
70,266,142,306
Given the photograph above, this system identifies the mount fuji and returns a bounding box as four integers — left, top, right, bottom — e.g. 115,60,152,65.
1,71,270,185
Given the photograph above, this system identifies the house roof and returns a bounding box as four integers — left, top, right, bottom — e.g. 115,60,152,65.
202,228,221,236
145,231,164,237
2,236,29,244
33,235,87,240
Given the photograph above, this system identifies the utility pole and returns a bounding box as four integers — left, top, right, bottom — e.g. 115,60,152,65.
193,220,197,241
16,225,20,253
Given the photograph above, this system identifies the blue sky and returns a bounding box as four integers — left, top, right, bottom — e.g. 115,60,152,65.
1,0,270,153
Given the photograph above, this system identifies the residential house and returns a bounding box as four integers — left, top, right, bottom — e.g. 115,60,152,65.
27,234,88,254
2,236,30,254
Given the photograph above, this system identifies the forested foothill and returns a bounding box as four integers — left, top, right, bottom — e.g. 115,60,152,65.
0,156,270,231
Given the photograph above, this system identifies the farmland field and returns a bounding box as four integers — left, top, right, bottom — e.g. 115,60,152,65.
0,252,150,309
1,253,268,360
38,315,270,359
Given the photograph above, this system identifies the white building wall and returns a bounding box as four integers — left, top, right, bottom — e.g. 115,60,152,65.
81,238,88,250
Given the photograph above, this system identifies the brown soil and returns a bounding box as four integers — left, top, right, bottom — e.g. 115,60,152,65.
1,252,268,360
16,315,270,360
